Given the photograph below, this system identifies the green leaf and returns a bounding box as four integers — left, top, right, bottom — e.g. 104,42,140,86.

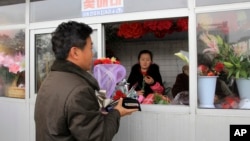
236,71,240,79
216,35,223,46
240,70,247,78
223,62,234,68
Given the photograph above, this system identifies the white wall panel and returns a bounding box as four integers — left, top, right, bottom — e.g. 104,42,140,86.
196,115,250,141
0,99,28,141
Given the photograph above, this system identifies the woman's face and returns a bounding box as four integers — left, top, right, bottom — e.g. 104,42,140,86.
139,53,152,70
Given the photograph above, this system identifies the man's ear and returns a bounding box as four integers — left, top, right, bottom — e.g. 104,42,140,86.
69,47,79,59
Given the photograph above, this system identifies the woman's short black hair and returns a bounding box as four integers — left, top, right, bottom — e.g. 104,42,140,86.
137,50,153,61
51,21,93,60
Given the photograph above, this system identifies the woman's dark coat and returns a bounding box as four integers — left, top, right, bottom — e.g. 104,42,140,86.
127,63,164,97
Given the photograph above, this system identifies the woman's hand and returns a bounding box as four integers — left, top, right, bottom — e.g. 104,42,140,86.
137,90,144,95
144,75,154,85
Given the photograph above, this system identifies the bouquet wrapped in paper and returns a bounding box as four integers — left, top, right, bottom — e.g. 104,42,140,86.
93,58,140,111
109,79,141,111
93,57,126,98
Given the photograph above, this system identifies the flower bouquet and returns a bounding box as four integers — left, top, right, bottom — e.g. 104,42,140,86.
0,52,25,98
93,57,141,112
107,79,141,111
93,57,125,98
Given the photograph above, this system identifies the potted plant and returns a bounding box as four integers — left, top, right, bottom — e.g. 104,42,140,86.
197,62,224,108
199,32,250,102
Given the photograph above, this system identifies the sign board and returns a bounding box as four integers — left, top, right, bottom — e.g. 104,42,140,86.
82,0,124,17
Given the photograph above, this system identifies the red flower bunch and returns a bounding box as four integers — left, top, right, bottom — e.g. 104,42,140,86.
112,90,127,101
220,96,239,109
93,57,120,66
117,18,188,39
198,62,224,76
117,22,146,39
143,20,173,38
176,18,188,32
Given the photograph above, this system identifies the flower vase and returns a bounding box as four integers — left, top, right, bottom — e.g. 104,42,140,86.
236,78,250,109
198,76,218,108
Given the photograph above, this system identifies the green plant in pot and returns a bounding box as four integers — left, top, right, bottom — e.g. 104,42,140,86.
199,32,250,103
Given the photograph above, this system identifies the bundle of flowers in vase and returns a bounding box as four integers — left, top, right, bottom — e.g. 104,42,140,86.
198,32,248,108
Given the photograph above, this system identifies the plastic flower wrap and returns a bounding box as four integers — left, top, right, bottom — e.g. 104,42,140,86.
113,79,138,100
95,79,141,112
93,57,126,98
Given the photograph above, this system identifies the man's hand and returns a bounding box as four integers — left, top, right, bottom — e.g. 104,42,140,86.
114,98,138,117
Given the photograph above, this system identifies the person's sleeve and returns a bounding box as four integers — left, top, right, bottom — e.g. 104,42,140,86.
150,65,164,93
150,82,164,93
127,66,137,89
66,85,120,141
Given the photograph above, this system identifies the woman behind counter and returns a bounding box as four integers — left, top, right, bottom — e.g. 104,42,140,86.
127,50,164,103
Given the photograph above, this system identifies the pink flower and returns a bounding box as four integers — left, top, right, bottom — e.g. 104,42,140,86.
8,63,21,74
199,33,220,54
0,52,25,74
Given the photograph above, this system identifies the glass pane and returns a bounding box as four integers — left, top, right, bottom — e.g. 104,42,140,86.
104,17,189,105
196,0,250,6
91,29,98,62
30,0,82,23
196,9,250,109
0,29,25,98
0,1,25,25
34,29,98,92
35,33,54,92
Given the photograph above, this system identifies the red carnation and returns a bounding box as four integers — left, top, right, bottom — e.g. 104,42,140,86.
113,90,126,101
117,22,146,39
198,65,209,74
102,58,112,64
214,62,224,73
176,18,188,32
93,59,102,66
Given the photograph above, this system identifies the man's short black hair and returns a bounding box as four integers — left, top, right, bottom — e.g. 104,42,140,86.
51,21,93,60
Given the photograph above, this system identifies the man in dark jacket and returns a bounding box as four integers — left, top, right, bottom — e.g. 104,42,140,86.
34,21,138,141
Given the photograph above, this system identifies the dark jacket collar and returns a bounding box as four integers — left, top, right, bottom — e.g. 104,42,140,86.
51,60,100,91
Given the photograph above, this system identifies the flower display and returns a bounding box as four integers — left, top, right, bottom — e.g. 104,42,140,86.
117,22,146,39
153,93,171,104
0,52,25,86
117,18,188,39
143,20,173,38
176,18,188,32
93,57,120,66
198,62,224,76
199,32,250,79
